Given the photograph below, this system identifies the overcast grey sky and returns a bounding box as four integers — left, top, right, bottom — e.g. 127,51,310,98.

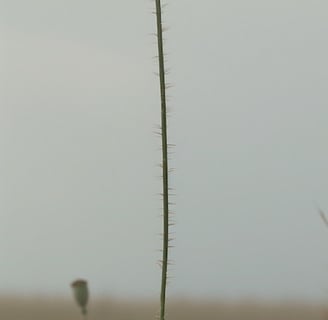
1,0,328,302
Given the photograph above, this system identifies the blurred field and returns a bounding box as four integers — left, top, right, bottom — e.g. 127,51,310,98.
0,296,326,320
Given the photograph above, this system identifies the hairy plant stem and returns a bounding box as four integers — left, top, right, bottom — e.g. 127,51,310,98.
154,1,169,320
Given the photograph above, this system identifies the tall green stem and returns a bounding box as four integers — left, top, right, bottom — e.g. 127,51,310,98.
154,1,169,320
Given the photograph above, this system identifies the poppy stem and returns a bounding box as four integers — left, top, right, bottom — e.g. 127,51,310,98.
154,1,170,320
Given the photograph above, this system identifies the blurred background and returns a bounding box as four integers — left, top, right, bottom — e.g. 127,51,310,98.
1,1,328,319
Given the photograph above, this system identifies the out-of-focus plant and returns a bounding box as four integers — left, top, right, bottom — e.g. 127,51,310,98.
71,279,89,319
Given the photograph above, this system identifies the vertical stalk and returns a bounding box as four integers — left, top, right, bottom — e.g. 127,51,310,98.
154,1,169,320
